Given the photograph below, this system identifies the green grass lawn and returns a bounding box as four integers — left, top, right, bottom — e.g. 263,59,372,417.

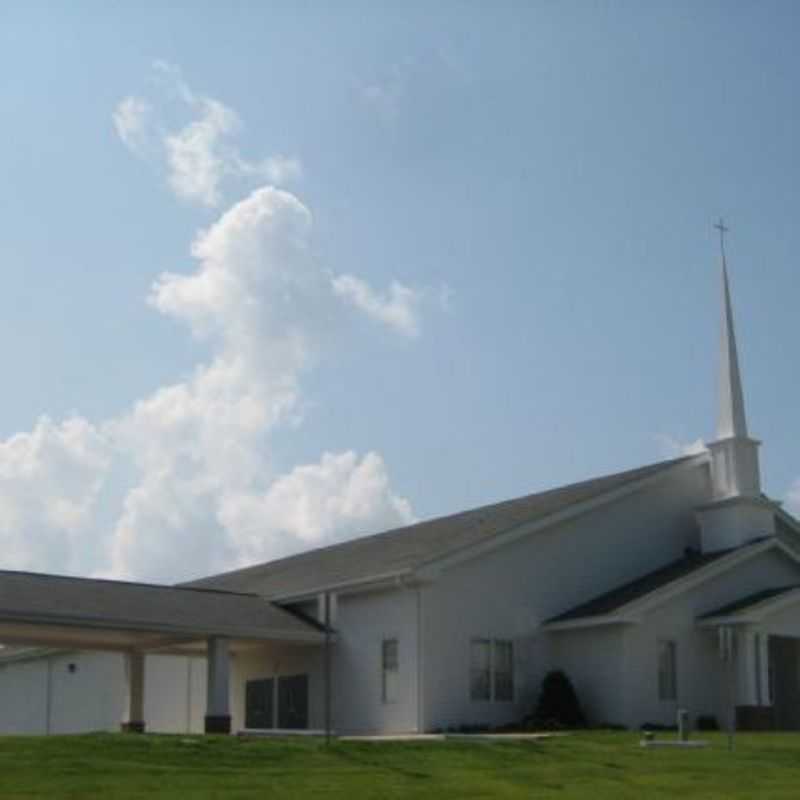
0,731,798,799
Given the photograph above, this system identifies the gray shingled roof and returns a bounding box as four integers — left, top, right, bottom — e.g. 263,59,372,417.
0,571,324,641
188,456,697,598
545,548,737,624
699,586,800,619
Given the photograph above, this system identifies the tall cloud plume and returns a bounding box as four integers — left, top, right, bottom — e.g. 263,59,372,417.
0,63,457,583
113,61,302,207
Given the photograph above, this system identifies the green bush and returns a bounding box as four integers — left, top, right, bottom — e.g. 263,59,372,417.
533,670,586,728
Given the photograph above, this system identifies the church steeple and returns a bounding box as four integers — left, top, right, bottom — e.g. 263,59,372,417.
716,219,749,439
697,220,776,553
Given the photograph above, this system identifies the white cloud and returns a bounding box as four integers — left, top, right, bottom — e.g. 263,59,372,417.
0,184,420,583
0,417,111,573
164,97,240,207
114,62,302,207
786,480,800,518
218,451,414,568
112,96,152,156
332,274,422,337
0,66,445,584
654,434,707,460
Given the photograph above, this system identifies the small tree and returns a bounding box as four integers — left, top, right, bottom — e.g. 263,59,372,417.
534,670,585,728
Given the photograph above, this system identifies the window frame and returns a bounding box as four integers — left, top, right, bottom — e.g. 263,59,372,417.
657,639,677,702
381,638,399,704
470,637,514,703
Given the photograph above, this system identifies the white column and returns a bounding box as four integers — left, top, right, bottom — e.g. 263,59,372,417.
122,652,146,732
736,630,759,706
758,633,771,706
205,636,231,734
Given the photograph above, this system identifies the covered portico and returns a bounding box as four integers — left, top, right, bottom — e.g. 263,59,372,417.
700,585,800,730
0,569,328,734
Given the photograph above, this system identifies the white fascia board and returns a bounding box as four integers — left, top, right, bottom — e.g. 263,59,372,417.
697,616,758,628
620,538,800,618
543,538,796,632
542,615,639,632
777,506,800,537
415,454,710,580
269,569,417,604
0,646,65,664
696,587,800,627
0,611,327,645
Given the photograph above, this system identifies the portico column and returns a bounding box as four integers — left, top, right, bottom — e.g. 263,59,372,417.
735,629,774,730
121,651,146,733
757,632,772,707
737,630,759,706
205,636,231,734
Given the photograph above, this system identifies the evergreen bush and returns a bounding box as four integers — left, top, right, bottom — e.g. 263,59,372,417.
533,670,586,728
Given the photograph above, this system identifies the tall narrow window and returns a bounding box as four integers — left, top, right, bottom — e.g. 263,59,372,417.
657,640,677,701
493,640,514,702
382,638,399,703
470,639,491,701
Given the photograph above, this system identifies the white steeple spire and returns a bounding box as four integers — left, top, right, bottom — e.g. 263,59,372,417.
697,219,776,554
715,218,749,439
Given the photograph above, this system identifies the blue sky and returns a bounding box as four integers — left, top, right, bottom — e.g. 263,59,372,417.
0,1,797,581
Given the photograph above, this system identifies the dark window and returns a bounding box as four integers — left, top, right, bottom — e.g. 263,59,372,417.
245,678,274,729
278,674,309,730
382,639,399,703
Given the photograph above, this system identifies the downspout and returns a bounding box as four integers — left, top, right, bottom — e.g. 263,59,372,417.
417,586,424,733
186,658,193,733
45,655,53,735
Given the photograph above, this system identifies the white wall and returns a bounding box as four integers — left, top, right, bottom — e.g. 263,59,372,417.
550,626,627,726
0,655,50,734
421,462,709,731
331,586,419,734
0,650,209,735
231,643,324,731
622,547,800,729
50,652,126,734
145,655,207,734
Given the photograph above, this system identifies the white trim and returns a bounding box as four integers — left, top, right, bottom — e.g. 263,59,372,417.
698,587,800,626
543,536,800,631
543,615,638,632
270,570,415,604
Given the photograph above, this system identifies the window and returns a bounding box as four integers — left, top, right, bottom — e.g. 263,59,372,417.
470,639,491,701
382,639,399,703
658,640,677,701
493,640,514,702
471,638,514,702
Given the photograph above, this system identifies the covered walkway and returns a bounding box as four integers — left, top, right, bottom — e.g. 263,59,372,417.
0,569,328,733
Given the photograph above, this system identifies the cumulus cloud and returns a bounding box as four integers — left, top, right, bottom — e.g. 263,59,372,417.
218,451,414,568
112,96,152,156
786,480,800,518
0,417,111,573
654,434,707,460
0,184,418,583
332,274,422,337
114,61,302,207
0,66,447,583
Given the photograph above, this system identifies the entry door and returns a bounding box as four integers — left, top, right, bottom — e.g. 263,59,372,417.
245,678,274,730
278,674,309,729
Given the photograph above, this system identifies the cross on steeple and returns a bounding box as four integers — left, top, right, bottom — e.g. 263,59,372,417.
714,218,729,263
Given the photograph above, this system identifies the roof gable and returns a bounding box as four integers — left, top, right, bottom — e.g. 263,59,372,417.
188,455,701,599
544,537,800,630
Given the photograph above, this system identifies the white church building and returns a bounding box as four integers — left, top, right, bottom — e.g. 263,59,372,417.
0,235,798,735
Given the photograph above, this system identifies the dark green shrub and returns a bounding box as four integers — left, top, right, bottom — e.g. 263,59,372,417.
533,670,586,728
